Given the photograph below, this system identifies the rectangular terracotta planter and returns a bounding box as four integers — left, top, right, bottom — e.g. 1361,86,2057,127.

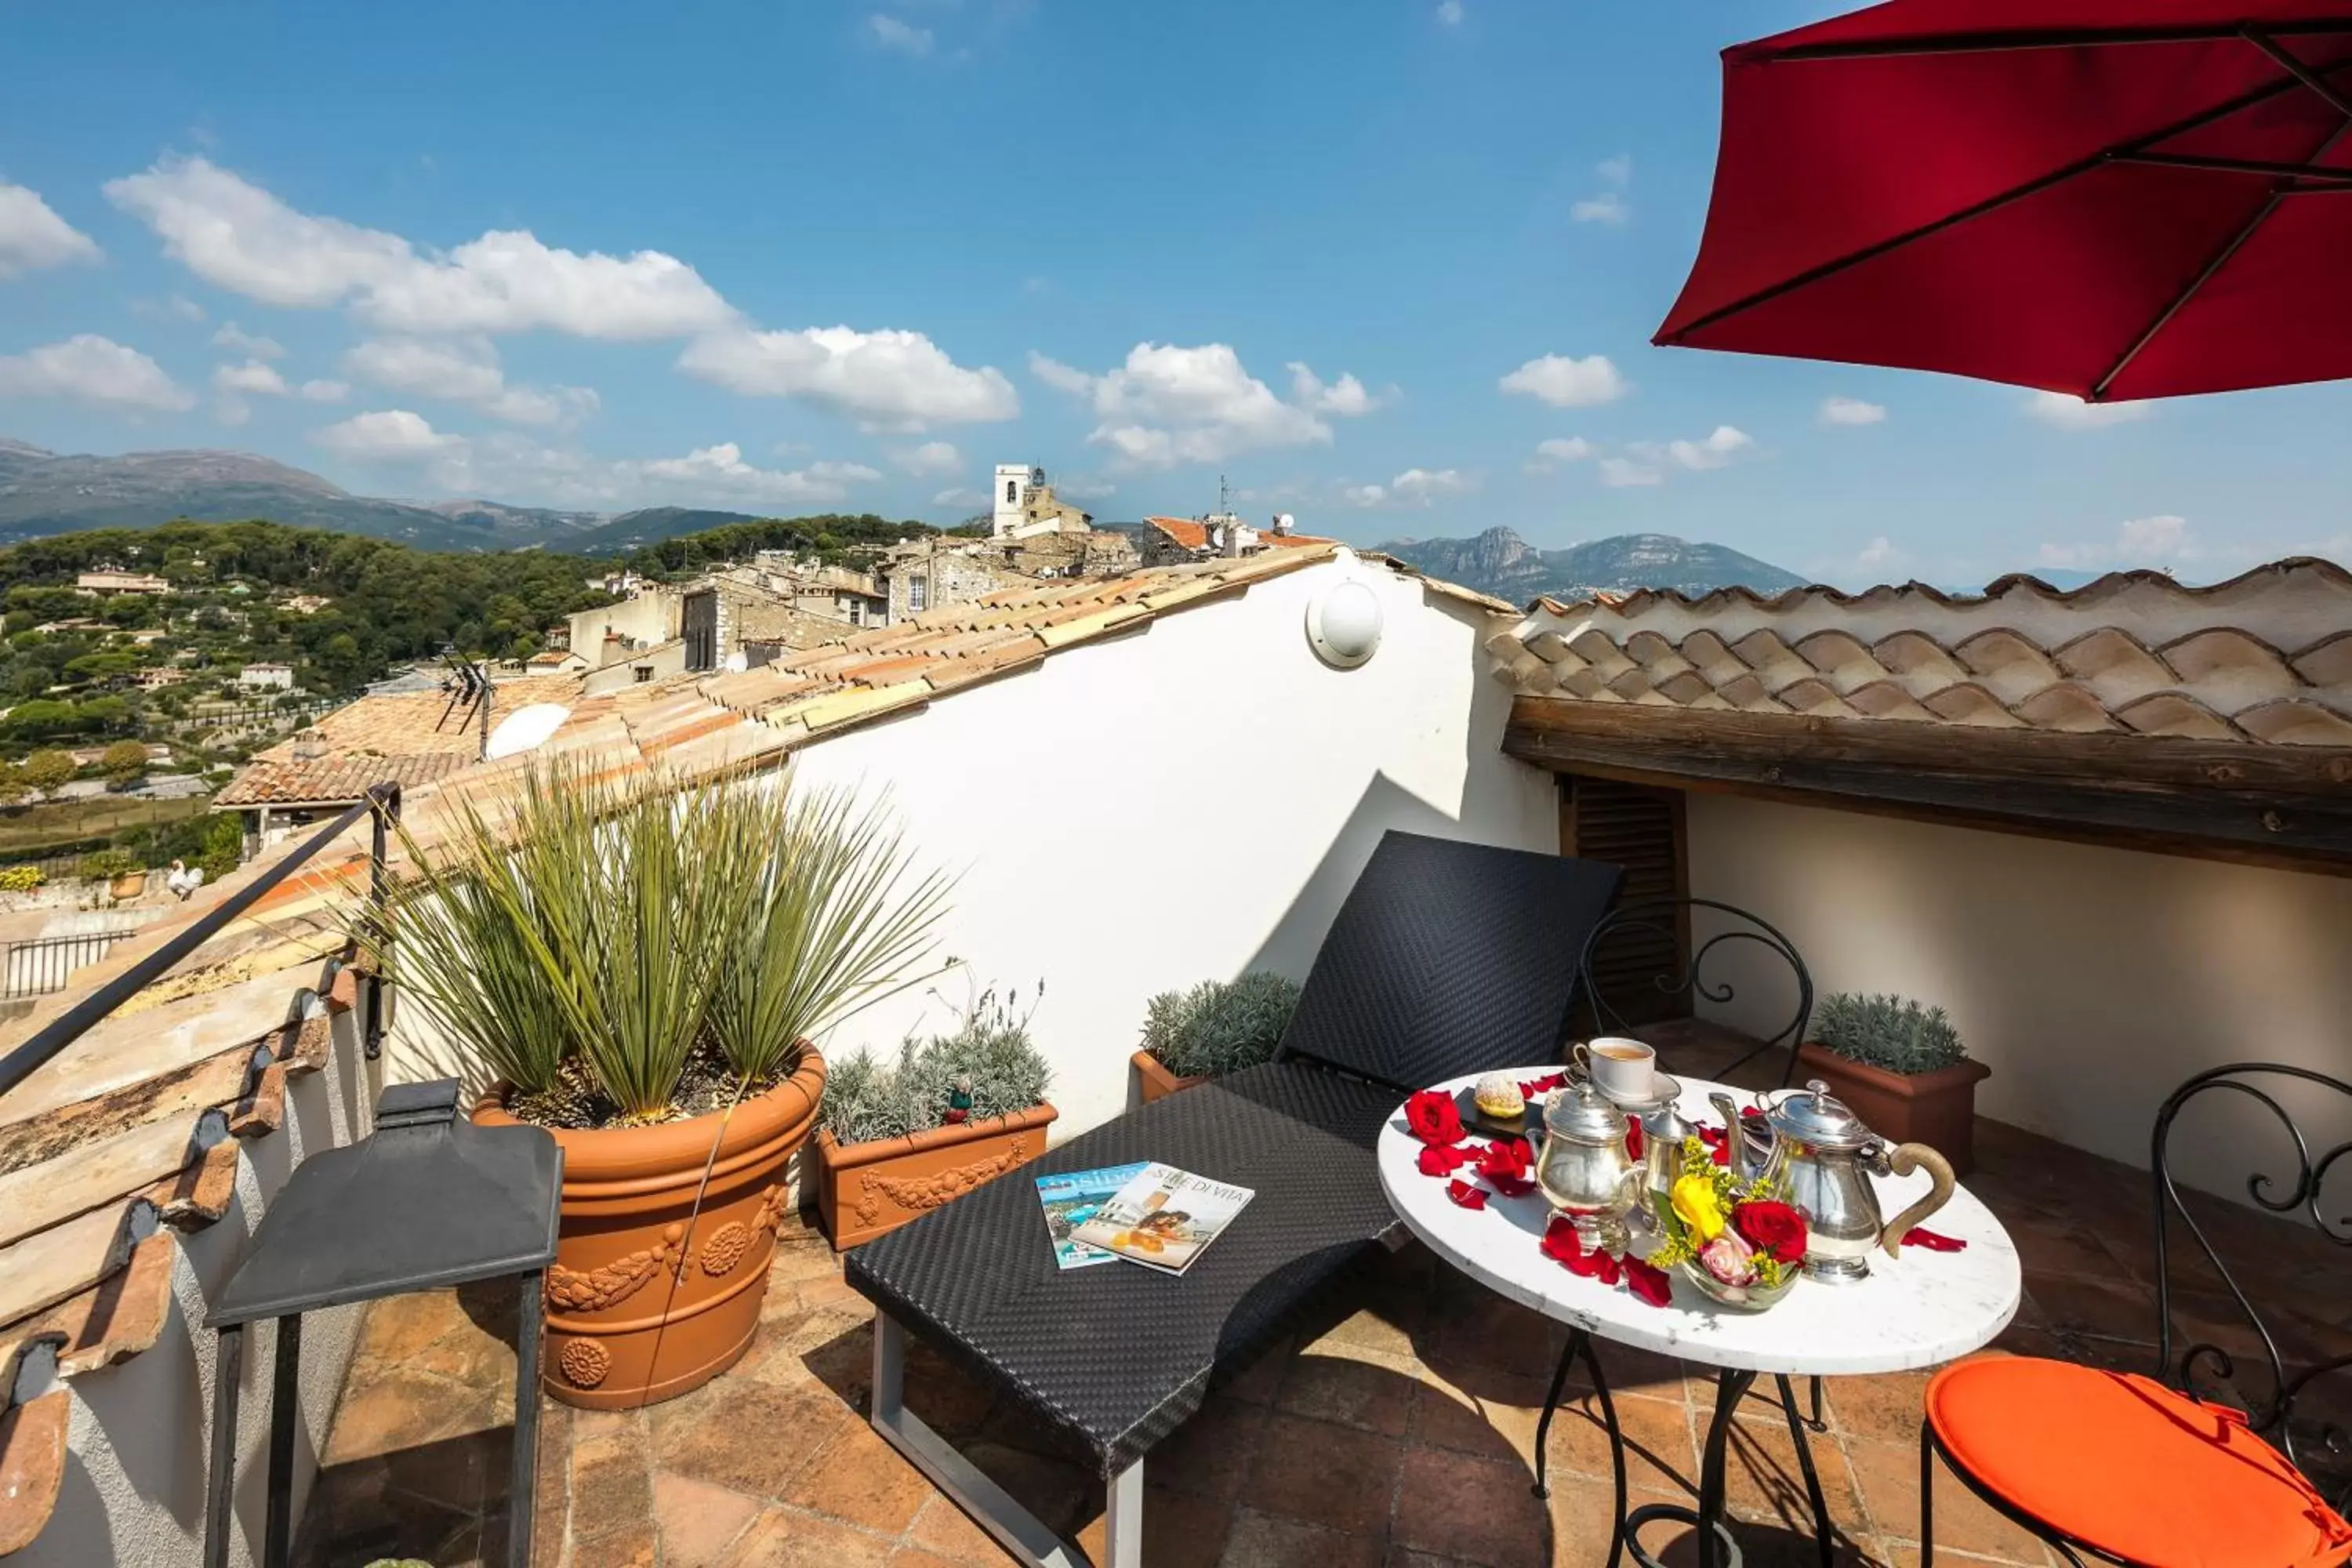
815,1102,1058,1250
1795,1042,1991,1177
1132,1049,1208,1104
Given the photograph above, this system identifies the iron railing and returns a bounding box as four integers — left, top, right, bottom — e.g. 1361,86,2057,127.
1,931,132,1001
0,782,401,1100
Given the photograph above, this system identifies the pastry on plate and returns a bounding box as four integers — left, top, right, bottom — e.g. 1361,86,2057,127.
1472,1072,1526,1123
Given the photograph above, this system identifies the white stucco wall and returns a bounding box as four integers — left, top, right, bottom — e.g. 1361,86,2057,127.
1680,792,2352,1201
18,1005,373,1568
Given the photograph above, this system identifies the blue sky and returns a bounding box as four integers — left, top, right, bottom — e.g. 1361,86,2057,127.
2,0,2347,586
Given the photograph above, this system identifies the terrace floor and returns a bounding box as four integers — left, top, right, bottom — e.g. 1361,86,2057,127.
297,1030,2352,1568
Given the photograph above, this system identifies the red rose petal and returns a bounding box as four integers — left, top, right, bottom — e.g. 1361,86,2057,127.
1518,1071,1566,1098
1540,1215,1584,1265
1904,1227,1967,1252
1417,1144,1473,1177
1624,1120,1645,1162
1486,1174,1537,1198
1624,1257,1672,1308
1445,1179,1489,1210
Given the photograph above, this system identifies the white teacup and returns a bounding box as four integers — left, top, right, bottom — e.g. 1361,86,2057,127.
1573,1036,1657,1102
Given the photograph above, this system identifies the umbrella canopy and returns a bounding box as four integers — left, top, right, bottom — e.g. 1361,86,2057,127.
1654,0,2352,401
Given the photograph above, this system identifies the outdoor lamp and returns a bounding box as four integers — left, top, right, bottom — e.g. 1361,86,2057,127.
1307,575,1384,669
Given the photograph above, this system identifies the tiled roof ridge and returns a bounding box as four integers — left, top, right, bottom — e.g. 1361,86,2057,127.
1530,554,2352,618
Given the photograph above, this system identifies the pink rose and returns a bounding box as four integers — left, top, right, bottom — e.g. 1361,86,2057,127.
1700,1233,1758,1287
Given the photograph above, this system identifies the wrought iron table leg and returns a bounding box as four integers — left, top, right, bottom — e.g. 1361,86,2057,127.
1626,1368,1751,1568
1776,1374,1833,1568
1531,1330,1627,1568
1804,1373,1827,1432
1530,1330,1577,1501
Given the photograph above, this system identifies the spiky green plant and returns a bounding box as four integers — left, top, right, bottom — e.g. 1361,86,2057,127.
819,987,1053,1146
1813,992,1969,1075
1140,971,1301,1080
353,760,952,1123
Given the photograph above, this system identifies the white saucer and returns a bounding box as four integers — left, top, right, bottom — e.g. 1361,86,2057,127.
1593,1071,1681,1111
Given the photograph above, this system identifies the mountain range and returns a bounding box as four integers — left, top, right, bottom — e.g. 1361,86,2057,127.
0,437,768,554
1375,526,1807,603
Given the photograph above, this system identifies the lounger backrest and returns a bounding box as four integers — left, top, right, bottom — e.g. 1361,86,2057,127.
1276,830,1623,1092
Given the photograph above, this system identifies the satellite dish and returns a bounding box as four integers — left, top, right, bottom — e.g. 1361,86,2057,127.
485,702,572,761
722,650,750,673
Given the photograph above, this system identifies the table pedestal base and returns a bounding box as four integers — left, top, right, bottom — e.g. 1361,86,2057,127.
1531,1342,1835,1568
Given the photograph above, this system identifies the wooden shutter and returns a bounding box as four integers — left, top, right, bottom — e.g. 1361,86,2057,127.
1559,774,1689,1027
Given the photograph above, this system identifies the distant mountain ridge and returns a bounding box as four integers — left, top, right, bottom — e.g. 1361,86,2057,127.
0,438,765,554
1376,527,1807,604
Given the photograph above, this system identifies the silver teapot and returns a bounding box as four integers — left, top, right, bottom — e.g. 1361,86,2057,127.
1536,1078,1641,1251
1761,1081,1956,1283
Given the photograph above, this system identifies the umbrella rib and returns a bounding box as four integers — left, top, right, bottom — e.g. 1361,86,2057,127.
2248,29,2352,120
1762,20,2352,64
1657,63,2342,346
2090,109,2352,401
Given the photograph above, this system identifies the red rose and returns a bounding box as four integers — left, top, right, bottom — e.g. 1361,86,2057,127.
1731,1200,1808,1265
1406,1090,1466,1146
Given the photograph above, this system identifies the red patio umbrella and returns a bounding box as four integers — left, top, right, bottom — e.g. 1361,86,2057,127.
1654,0,2352,401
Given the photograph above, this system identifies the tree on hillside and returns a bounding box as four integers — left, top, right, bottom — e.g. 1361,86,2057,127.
102,740,150,788
20,750,76,793
0,766,26,808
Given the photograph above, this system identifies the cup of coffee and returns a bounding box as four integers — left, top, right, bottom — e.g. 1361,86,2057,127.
1573,1037,1657,1102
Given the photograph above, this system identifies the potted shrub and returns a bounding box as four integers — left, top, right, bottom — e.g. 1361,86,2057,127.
814,989,1057,1249
1800,993,1992,1176
355,764,949,1408
1131,971,1301,1102
82,848,147,902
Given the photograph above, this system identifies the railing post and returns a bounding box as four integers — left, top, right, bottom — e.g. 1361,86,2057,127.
362,782,401,1062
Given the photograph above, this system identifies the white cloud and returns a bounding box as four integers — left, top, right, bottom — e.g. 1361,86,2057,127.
214,398,252,428
2036,514,2194,571
868,13,935,53
1660,425,1751,470
107,155,735,339
343,335,597,427
1598,457,1661,488
1436,1,1464,24
933,487,986,508
0,180,103,278
299,379,348,402
1030,342,1332,470
213,359,289,397
1570,193,1629,226
1287,361,1382,416
311,408,462,459
680,326,1018,429
1820,394,1886,426
2024,390,2154,428
1499,353,1626,408
1595,155,1632,187
1344,467,1469,508
1857,535,1902,571
0,335,194,411
891,440,963,478
212,321,285,359
1530,436,1595,471
634,444,880,503
1343,483,1388,507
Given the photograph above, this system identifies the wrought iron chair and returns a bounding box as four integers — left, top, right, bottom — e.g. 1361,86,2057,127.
1921,1063,2352,1567
1573,896,1815,1088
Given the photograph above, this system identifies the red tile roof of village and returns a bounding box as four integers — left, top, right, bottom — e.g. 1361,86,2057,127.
1145,516,1332,552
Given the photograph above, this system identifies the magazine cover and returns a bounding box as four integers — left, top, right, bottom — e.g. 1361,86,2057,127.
1067,1162,1256,1276
1035,1161,1153,1270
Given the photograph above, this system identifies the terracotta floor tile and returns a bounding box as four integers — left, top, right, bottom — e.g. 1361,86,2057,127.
1408,1373,1544,1468
905,1494,1022,1566
719,1505,895,1567
568,1517,659,1568
2016,1270,2158,1344
1425,1293,1566,1385
780,1420,935,1534
567,1419,655,1548
1544,1474,1632,1568
1392,1446,1552,1568
1072,1483,1236,1568
1244,1414,1406,1537
1222,1337,1295,1406
324,1364,499,1467
1152,1396,1272,1503
1844,1437,2055,1563
1312,1287,1433,1363
1999,1213,2125,1283
890,1551,987,1568
1540,1389,1697,1501
651,1378,853,1499
1277,1350,1418,1437
651,1470,764,1567
1219,1507,1388,1568
1717,1415,1864,1535
960,1440,1093,1537
1818,1373,1931,1448
352,1290,470,1374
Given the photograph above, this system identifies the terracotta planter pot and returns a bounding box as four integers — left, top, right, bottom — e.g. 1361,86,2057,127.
815,1102,1058,1250
1796,1043,1991,1178
473,1050,825,1410
1132,1049,1208,1104
109,873,145,901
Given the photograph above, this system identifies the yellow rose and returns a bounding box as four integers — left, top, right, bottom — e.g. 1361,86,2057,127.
1671,1173,1727,1242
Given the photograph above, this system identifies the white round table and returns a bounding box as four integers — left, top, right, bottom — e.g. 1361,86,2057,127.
1378,1067,2021,1568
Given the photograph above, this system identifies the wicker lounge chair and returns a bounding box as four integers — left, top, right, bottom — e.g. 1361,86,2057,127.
847,829,1624,1568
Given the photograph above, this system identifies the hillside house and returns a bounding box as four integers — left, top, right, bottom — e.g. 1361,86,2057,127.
74,571,172,595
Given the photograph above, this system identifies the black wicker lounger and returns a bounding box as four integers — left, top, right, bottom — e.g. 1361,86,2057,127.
847,829,1623,1568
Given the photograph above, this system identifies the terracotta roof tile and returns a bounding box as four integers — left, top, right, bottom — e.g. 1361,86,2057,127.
213,752,470,808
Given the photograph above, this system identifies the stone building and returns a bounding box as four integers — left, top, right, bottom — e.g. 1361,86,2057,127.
880,539,1033,622
992,464,1094,539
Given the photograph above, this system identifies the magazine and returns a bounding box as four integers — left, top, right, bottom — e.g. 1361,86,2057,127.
1066,1162,1256,1276
1035,1161,1153,1270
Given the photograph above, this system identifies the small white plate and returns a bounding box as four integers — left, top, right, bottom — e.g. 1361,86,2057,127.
1595,1071,1681,1111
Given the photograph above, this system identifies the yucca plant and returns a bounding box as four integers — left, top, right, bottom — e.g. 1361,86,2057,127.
354,760,952,1125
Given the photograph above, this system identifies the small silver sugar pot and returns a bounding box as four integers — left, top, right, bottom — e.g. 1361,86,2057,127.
1766,1080,1956,1283
1536,1078,1641,1251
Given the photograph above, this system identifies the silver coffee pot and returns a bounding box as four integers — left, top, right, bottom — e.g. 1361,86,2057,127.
1536,1079,1641,1252
1763,1081,1955,1283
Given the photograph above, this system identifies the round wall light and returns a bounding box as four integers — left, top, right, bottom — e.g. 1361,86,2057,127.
1306,577,1385,669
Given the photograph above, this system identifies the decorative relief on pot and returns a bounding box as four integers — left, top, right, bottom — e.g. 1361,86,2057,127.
752,1181,791,1236
853,1139,1029,1231
545,1222,690,1314
699,1221,753,1277
557,1339,611,1389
